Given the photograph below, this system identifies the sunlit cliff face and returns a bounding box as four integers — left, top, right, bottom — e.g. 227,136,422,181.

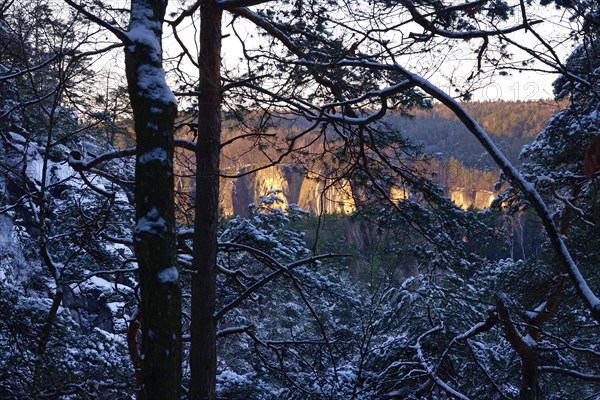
450,188,495,210
390,186,409,204
298,174,355,216
215,165,358,217
213,166,497,217
255,174,290,211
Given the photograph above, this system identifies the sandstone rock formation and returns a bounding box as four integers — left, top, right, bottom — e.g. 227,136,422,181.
220,165,355,217
180,164,496,217
449,188,495,210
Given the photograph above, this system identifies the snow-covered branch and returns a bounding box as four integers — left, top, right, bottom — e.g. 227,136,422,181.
214,244,341,320
68,139,196,171
74,267,139,287
216,324,254,338
414,323,470,400
0,90,57,120
393,64,600,323
497,295,531,355
434,310,498,377
0,54,61,82
539,366,600,382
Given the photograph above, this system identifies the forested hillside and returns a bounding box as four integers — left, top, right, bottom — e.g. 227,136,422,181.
200,100,565,205
1,0,599,399
415,100,563,137
391,100,565,168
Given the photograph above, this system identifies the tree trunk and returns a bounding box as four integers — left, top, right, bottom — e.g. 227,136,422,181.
520,354,539,400
190,1,222,399
125,1,182,399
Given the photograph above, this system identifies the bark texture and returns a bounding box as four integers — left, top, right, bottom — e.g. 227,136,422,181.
497,278,563,400
190,1,222,399
125,1,182,399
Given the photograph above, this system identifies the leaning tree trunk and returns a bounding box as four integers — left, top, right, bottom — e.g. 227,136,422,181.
190,1,222,399
125,1,182,399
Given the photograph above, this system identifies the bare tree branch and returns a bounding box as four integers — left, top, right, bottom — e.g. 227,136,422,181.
399,0,542,40
219,0,275,9
214,245,342,320
63,0,131,44
415,323,470,400
539,366,600,382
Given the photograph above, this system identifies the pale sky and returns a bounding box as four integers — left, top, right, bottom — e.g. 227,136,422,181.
160,1,576,103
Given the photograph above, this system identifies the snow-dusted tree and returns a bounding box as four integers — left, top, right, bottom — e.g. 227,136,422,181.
62,0,186,397
7,0,598,399
500,31,600,399
162,0,600,397
0,1,138,397
123,2,183,398
203,195,378,398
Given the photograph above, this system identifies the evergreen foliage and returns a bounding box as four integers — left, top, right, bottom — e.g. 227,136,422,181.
1,0,599,398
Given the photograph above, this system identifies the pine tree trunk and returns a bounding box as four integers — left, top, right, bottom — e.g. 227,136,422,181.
520,351,539,400
190,1,222,399
125,1,182,399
